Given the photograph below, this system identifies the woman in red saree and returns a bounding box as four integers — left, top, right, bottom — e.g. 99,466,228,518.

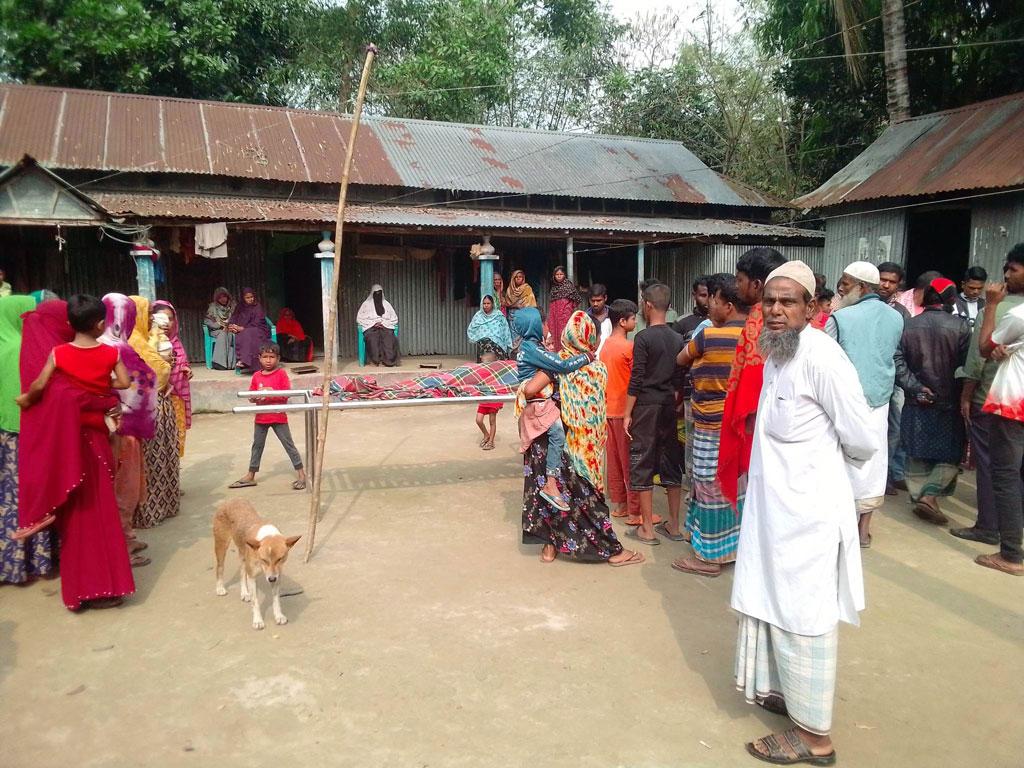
276,307,313,362
546,265,581,351
18,299,135,610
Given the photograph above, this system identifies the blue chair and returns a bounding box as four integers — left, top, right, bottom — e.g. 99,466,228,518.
203,320,276,370
358,323,398,366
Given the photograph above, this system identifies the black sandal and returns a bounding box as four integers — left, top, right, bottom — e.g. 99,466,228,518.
745,729,836,766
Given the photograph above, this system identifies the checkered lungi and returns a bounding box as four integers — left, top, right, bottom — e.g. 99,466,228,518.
735,615,838,735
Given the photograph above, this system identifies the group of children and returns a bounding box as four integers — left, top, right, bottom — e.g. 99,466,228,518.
500,275,749,573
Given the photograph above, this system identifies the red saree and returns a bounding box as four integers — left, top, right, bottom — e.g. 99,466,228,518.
716,303,765,510
18,302,135,610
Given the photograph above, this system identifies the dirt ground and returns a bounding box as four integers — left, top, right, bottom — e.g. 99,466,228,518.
2,408,1022,768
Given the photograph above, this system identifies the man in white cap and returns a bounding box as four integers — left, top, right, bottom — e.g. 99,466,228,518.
732,260,877,765
825,261,905,547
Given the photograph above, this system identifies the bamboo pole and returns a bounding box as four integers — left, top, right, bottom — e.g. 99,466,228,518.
305,44,377,562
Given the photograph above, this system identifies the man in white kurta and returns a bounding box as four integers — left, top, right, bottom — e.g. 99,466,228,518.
731,261,878,765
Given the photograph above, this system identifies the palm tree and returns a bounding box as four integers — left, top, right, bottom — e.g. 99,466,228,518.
832,0,910,122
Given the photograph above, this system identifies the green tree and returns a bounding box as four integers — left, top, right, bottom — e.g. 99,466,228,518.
754,0,1024,194
0,0,311,104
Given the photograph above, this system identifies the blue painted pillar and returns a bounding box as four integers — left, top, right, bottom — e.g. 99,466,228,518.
476,234,498,303
480,259,495,302
132,246,156,301
316,231,338,361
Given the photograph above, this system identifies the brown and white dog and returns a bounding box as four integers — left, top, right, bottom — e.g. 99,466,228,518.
213,499,300,630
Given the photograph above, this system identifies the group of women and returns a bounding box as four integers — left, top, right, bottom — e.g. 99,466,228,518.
204,287,314,370
0,292,191,609
514,307,641,566
466,266,584,360
465,267,638,565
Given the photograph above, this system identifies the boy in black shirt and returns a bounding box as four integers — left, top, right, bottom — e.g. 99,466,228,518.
624,282,684,546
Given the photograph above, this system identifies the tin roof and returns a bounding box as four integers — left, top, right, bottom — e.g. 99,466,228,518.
795,92,1024,210
92,191,820,241
0,83,773,207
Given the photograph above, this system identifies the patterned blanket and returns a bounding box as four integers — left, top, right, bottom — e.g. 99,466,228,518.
328,360,519,401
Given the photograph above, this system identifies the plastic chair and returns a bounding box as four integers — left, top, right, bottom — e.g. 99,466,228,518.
204,319,276,371
358,323,399,366
202,324,215,369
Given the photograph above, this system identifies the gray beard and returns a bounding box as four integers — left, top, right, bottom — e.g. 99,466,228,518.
837,285,864,309
758,327,800,364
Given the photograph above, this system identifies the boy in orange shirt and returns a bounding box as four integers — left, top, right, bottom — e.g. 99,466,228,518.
599,299,640,522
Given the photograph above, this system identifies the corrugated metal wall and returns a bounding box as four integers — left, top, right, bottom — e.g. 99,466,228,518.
160,228,268,363
970,193,1024,277
336,252,477,358
649,242,825,310
821,209,908,281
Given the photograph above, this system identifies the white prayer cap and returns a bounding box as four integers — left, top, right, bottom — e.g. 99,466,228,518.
765,260,816,298
843,261,880,285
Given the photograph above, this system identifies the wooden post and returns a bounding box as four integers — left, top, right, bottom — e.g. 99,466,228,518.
305,44,377,562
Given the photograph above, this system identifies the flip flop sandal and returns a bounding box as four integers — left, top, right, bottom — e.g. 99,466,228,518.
975,553,1024,576
130,555,152,568
625,515,662,527
129,540,149,554
609,550,645,567
292,480,307,491
11,513,56,541
671,558,721,577
625,527,660,546
482,443,495,451
913,501,948,525
745,729,836,766
229,479,257,489
610,509,630,518
654,522,687,541
539,489,569,511
860,533,872,549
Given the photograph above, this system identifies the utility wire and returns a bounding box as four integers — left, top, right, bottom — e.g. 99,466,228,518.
567,186,1024,257
787,36,1024,64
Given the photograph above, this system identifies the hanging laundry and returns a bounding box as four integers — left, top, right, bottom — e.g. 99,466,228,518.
195,222,229,259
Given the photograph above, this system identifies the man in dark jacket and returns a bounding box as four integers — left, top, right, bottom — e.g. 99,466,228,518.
896,277,971,524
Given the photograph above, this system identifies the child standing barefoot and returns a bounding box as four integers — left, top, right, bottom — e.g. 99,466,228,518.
229,344,307,491
475,351,502,450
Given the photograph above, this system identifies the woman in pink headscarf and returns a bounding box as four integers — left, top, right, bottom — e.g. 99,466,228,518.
100,293,157,564
152,300,193,456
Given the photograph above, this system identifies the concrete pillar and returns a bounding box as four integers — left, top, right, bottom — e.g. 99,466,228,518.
476,234,498,303
566,236,574,283
637,240,645,304
131,243,156,301
316,231,338,361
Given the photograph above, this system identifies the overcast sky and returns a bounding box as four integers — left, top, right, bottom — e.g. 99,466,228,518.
605,0,744,32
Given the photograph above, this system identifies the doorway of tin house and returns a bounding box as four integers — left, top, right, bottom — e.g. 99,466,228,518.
270,232,324,356
574,240,638,305
905,208,971,287
489,236,570,314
